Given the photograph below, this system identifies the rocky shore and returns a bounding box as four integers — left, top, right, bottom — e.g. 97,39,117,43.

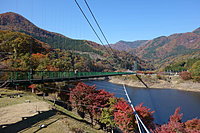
109,75,200,92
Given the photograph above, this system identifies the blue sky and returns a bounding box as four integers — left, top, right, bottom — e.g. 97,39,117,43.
1,0,200,44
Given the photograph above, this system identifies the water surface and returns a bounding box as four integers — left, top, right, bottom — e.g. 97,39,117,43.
85,80,200,124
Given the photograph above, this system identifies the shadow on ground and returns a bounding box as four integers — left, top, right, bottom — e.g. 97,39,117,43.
0,101,92,133
0,109,56,133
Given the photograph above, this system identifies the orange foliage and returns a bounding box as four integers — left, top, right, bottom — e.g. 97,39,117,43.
136,71,155,74
32,53,46,59
179,71,192,80
185,118,200,131
46,65,59,71
28,84,36,89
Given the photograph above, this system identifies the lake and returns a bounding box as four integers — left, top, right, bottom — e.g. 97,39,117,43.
85,80,200,124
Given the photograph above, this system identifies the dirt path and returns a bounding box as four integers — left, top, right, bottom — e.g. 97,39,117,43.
0,101,51,126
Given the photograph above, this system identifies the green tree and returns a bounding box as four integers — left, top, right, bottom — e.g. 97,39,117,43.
190,60,200,82
99,98,117,131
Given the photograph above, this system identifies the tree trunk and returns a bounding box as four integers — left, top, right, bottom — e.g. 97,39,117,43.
89,113,94,127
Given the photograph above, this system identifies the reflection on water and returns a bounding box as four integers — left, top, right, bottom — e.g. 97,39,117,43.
85,80,200,124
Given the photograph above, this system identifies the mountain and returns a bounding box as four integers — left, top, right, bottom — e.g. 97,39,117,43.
110,40,147,51
0,12,103,55
0,12,150,71
193,27,200,34
111,28,200,69
131,28,200,68
135,30,200,59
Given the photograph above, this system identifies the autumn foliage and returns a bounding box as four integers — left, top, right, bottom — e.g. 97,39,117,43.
70,82,113,124
179,71,192,80
112,100,155,133
67,83,200,132
113,100,135,132
154,107,200,133
68,82,155,132
27,82,200,133
135,103,155,129
185,118,200,132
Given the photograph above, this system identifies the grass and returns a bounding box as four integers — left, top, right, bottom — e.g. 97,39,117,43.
0,88,104,133
35,95,83,120
0,95,41,108
21,113,104,133
0,88,24,95
20,96,104,133
0,89,41,108
33,96,104,133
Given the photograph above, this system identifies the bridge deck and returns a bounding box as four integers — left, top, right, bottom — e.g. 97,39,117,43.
0,71,134,86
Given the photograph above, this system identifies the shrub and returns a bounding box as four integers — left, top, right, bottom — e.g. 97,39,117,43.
154,107,185,133
153,108,200,133
113,100,135,133
156,74,162,80
135,103,155,129
190,61,200,75
70,82,113,125
113,100,155,132
179,71,192,80
185,118,200,131
190,60,200,82
193,76,200,82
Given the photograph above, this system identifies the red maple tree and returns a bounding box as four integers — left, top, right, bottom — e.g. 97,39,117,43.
135,103,155,129
70,82,113,125
113,99,135,133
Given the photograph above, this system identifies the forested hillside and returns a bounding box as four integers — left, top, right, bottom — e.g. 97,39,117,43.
0,30,51,54
0,12,150,71
128,28,200,68
0,12,102,54
0,30,149,72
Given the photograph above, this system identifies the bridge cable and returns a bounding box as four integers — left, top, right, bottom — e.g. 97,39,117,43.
83,0,125,63
74,0,123,63
135,74,163,124
74,0,140,71
136,74,149,88
123,84,150,133
73,0,110,54
83,0,114,54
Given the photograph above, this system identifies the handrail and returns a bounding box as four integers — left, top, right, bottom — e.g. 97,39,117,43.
1,71,134,81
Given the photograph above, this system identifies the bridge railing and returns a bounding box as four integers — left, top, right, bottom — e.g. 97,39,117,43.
0,71,134,81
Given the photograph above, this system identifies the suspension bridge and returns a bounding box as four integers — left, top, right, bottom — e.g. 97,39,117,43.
0,71,134,87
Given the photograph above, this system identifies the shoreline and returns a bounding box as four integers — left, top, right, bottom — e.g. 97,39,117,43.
109,75,200,92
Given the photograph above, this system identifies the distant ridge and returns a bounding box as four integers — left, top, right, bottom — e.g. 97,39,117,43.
110,27,200,68
110,40,148,51
193,27,200,34
131,27,200,68
134,28,200,59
